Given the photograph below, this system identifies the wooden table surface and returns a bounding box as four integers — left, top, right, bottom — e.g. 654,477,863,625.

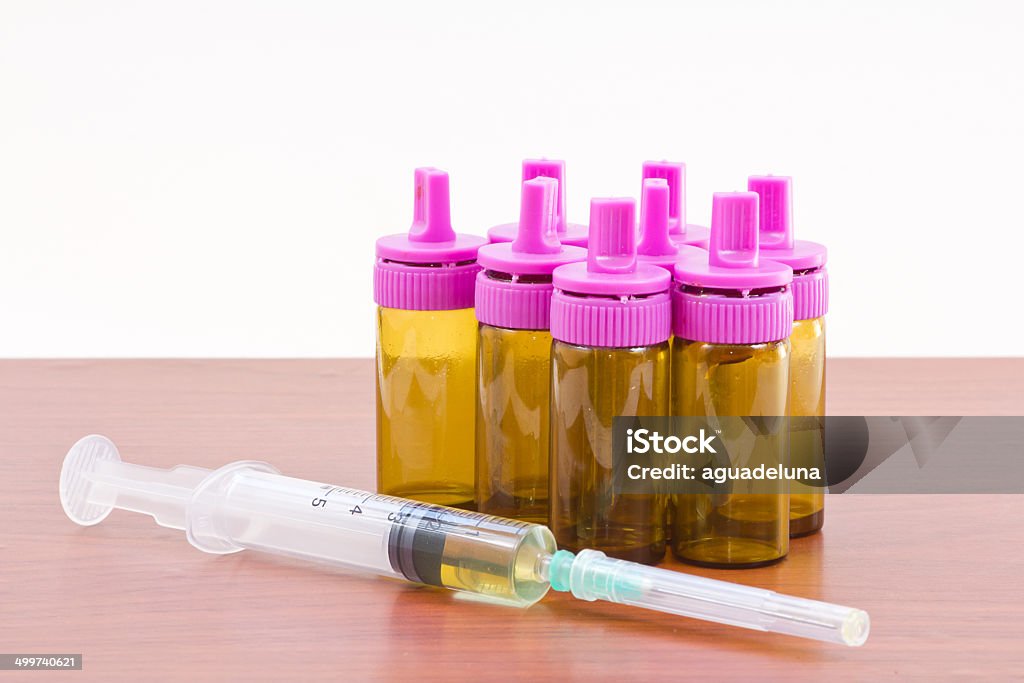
1,359,1022,681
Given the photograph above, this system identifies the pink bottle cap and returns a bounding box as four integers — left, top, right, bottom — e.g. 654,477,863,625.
673,192,794,344
487,159,589,247
374,168,488,310
747,175,828,320
638,177,707,272
551,198,672,347
642,160,710,249
475,177,587,330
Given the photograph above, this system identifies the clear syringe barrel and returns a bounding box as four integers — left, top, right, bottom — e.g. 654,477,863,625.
60,435,869,646
60,435,556,607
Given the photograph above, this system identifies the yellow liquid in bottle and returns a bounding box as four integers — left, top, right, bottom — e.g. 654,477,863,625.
475,325,552,524
789,316,826,536
550,340,669,565
671,339,790,567
376,306,477,508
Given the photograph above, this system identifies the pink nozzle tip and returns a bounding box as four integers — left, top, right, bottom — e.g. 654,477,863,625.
408,167,456,243
642,161,685,231
587,198,637,275
709,192,760,269
638,178,675,257
511,177,560,255
523,159,567,233
747,175,793,251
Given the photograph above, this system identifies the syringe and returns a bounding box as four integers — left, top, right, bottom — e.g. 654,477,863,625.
59,435,869,646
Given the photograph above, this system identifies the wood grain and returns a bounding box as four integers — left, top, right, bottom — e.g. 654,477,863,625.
1,359,1022,681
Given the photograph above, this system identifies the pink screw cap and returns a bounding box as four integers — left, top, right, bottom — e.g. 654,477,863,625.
642,160,710,249
374,168,488,310
475,177,587,330
747,175,828,321
638,177,707,272
673,192,794,344
551,198,672,348
487,159,589,247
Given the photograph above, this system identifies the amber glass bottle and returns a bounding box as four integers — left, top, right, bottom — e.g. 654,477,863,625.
374,168,487,508
548,197,673,565
671,192,795,567
749,175,829,536
475,176,585,523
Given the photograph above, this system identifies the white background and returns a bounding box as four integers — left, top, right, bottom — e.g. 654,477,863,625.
2,1,1022,358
